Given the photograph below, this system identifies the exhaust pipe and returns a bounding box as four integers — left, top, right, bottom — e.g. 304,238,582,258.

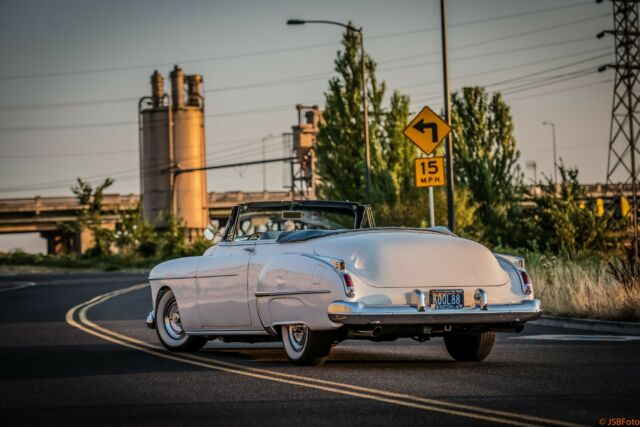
351,326,382,338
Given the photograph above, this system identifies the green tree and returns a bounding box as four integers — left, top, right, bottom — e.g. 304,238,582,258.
114,205,157,257
315,28,480,230
157,211,187,259
315,26,390,205
70,177,115,257
531,163,627,255
450,87,524,245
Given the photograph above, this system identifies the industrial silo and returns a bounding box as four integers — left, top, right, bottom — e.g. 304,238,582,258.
140,70,172,228
139,66,208,240
171,67,208,241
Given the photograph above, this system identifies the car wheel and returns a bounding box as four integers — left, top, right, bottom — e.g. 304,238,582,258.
155,290,206,352
444,330,496,362
281,324,333,365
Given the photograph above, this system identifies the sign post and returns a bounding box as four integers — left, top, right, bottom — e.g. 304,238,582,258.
404,106,451,228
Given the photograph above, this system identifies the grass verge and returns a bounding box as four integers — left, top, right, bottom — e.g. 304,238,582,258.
524,251,640,322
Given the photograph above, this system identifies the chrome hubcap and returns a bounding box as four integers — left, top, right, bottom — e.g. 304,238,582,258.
163,297,185,340
287,324,307,352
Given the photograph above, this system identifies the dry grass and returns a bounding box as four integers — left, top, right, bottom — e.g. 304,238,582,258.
527,254,640,322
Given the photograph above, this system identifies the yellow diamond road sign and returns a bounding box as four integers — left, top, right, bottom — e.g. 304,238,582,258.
403,106,451,156
415,157,445,187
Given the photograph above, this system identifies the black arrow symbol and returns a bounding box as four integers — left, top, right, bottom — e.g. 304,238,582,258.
413,119,438,143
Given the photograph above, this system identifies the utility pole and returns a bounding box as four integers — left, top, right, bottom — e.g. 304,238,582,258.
440,0,455,232
526,160,538,184
598,0,640,253
542,121,558,183
261,135,273,192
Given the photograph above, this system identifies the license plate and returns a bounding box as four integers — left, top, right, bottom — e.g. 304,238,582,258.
429,289,464,309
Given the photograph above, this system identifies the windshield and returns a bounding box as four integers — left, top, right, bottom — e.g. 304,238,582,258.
233,206,357,240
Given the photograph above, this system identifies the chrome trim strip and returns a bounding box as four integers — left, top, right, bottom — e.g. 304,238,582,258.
149,273,239,281
186,329,269,336
328,299,542,325
198,273,240,279
255,290,331,297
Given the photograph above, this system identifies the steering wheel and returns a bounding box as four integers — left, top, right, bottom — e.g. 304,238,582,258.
247,232,262,240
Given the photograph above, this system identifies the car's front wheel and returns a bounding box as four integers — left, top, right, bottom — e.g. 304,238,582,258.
281,324,333,365
444,330,496,362
155,289,206,352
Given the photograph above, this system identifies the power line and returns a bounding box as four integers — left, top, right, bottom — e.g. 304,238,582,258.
0,134,282,159
505,79,612,103
402,49,610,98
409,67,604,108
0,104,296,132
0,1,597,82
484,55,610,88
498,68,599,95
0,32,604,112
0,135,286,192
0,12,607,114
523,141,605,154
0,35,606,133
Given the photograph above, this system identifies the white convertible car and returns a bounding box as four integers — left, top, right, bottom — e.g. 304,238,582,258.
146,200,541,365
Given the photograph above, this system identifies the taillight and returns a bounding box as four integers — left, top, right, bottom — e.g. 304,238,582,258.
341,273,355,297
520,270,533,294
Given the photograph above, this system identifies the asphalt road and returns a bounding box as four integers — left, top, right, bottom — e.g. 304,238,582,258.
1,274,639,427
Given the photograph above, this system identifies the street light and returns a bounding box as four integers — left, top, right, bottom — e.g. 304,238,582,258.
287,19,371,204
542,121,558,183
525,160,538,184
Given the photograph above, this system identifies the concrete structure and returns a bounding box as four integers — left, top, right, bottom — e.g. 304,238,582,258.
139,66,208,241
0,185,634,255
0,194,139,254
0,192,290,254
290,104,321,198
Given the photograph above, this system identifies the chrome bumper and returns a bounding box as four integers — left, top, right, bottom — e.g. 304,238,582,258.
328,299,541,325
146,310,156,329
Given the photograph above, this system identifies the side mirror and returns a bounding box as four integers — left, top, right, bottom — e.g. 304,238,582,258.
203,228,215,241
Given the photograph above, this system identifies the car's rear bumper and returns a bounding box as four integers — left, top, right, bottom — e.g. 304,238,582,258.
328,299,541,325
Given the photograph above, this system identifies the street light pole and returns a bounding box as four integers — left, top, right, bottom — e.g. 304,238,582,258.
287,19,371,204
542,121,558,183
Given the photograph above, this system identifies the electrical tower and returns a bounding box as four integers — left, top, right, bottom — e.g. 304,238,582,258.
598,0,640,250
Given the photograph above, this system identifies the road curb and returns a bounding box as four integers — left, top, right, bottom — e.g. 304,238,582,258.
531,315,640,335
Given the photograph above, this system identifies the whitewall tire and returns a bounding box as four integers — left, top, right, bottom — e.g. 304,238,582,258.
155,290,206,352
281,324,333,365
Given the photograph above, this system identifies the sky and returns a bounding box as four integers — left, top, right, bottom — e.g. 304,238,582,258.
0,0,617,252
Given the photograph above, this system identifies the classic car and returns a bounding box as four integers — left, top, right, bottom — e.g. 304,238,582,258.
146,200,541,365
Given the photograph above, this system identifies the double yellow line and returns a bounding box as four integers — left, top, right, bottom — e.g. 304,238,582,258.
66,283,582,427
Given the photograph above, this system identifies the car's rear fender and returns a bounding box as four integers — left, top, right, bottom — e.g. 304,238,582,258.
256,253,347,331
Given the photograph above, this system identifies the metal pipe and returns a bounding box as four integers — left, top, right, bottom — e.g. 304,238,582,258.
350,326,382,338
137,97,152,206
165,93,176,218
440,0,455,233
175,156,296,175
